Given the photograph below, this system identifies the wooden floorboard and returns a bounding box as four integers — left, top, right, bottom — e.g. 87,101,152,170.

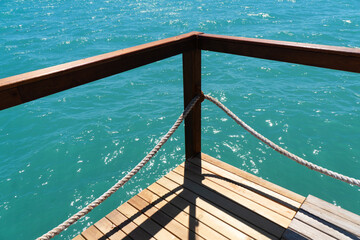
181,161,297,219
74,153,324,240
283,194,360,240
153,177,277,240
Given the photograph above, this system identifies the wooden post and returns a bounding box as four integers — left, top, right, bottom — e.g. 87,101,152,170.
183,44,201,160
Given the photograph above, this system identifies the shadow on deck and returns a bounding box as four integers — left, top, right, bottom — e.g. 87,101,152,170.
76,153,306,240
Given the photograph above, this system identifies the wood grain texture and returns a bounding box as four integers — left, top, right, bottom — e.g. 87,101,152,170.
199,33,360,73
286,218,337,240
282,195,360,240
306,195,360,226
0,32,202,110
153,177,275,240
295,211,356,240
73,235,86,240
189,156,301,210
200,153,305,204
106,209,155,240
301,201,360,237
81,225,108,240
75,154,360,240
147,181,246,240
117,202,179,240
172,164,291,229
180,161,296,220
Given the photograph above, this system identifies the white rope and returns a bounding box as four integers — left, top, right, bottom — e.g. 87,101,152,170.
37,95,200,240
205,94,360,187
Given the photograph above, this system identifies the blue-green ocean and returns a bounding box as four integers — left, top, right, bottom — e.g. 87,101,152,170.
1,0,360,239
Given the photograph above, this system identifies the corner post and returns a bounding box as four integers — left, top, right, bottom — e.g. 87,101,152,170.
183,36,201,160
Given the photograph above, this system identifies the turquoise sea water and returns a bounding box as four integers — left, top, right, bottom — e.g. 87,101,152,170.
1,0,360,239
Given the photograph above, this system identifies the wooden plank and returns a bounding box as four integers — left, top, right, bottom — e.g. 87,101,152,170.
173,164,292,228
138,186,250,240
146,181,238,240
81,225,107,240
128,194,205,240
152,178,276,240
106,209,155,240
94,217,129,240
301,201,360,237
199,33,360,73
183,45,202,160
0,32,202,110
164,167,286,238
73,235,86,240
294,210,356,240
286,218,337,240
182,160,297,219
136,189,209,240
201,153,305,204
117,202,179,240
189,156,301,210
306,195,360,226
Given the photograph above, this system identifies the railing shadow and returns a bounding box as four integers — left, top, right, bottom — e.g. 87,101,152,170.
94,155,289,239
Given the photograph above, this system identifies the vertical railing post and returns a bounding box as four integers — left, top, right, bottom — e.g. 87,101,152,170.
183,38,201,160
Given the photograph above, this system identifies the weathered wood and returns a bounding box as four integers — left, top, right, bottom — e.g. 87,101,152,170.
306,195,360,226
282,195,360,240
183,41,202,160
301,201,360,237
294,211,356,240
286,218,337,240
0,32,202,110
199,33,360,73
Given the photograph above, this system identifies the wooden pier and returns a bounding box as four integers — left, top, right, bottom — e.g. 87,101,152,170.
74,154,360,240
1,32,360,239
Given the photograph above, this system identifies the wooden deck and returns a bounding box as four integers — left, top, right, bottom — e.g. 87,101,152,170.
74,153,308,240
283,195,360,239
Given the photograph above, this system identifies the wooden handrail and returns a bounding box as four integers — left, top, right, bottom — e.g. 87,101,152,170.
0,31,201,110
2,32,360,111
199,33,360,73
2,32,360,161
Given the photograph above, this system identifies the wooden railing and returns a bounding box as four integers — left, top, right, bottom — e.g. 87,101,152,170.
1,32,360,159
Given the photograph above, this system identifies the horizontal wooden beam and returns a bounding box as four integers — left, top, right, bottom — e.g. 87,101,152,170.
0,32,202,110
199,34,360,73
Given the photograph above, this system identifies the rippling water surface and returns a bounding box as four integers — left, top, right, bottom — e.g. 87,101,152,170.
1,0,360,239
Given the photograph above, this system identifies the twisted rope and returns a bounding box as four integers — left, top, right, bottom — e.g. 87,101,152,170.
205,94,360,187
37,95,200,240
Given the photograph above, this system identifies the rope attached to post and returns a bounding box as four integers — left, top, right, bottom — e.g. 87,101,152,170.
37,95,200,240
205,94,360,187
38,93,359,240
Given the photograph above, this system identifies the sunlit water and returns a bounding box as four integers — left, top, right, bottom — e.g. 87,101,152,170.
1,0,359,239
